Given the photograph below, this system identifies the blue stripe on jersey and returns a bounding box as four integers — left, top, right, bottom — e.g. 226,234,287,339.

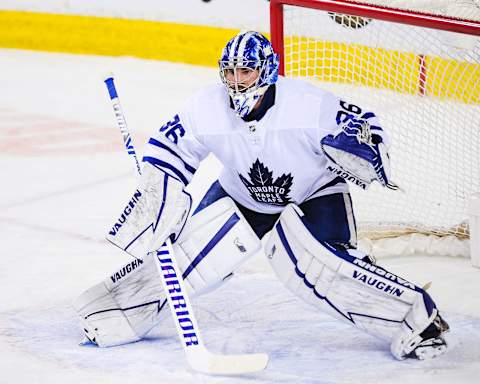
142,156,189,186
148,138,197,174
182,213,240,279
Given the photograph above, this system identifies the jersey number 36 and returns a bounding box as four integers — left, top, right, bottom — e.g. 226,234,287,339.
159,114,185,145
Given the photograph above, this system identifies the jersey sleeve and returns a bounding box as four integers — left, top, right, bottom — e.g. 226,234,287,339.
142,105,209,186
317,92,390,148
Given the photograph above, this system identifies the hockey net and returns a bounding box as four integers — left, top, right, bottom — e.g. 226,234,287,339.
270,0,480,258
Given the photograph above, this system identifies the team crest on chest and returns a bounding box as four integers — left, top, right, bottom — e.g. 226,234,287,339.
239,159,293,206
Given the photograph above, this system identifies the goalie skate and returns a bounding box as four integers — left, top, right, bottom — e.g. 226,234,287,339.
404,314,450,360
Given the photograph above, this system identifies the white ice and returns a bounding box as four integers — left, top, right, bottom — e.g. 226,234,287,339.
1,48,479,384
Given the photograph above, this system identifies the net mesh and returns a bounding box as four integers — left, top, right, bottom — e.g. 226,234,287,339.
282,1,480,240
347,0,480,21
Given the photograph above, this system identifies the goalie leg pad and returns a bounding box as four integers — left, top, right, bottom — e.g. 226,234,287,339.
73,255,168,347
74,196,261,347
173,196,262,294
266,204,446,359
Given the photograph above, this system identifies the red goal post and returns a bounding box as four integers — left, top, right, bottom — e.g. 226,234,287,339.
269,0,480,259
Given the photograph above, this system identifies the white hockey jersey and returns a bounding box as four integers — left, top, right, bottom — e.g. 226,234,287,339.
143,77,385,214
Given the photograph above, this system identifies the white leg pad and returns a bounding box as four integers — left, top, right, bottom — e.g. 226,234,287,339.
74,196,261,347
73,255,168,347
266,204,438,358
173,196,262,295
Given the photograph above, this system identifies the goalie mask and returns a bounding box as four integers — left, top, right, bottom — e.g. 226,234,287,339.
219,31,279,118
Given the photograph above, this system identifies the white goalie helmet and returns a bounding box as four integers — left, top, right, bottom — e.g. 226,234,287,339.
219,31,280,118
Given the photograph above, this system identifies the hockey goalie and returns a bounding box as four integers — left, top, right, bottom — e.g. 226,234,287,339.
74,31,449,361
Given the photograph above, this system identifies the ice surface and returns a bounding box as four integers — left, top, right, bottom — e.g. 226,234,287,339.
0,49,479,383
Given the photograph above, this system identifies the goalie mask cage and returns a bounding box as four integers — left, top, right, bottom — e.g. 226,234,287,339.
270,0,480,257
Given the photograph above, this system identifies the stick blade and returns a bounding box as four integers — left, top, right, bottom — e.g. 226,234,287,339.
187,350,269,375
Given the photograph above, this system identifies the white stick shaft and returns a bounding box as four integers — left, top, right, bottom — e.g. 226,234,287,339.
104,76,143,177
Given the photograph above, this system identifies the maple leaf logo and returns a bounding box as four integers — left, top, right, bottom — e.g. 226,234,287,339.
239,159,293,206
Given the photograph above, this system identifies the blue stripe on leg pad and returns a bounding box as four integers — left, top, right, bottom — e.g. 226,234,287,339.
275,222,403,325
182,213,240,279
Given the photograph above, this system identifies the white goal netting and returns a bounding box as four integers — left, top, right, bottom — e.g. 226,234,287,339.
354,0,480,20
279,0,480,256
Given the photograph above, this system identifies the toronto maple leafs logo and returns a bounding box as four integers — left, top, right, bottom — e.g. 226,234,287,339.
239,159,293,206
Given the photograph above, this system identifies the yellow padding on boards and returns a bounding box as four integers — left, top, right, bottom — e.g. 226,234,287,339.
426,56,480,104
0,10,240,67
285,37,480,104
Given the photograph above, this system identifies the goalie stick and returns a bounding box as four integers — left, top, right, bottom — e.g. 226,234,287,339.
103,74,269,375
